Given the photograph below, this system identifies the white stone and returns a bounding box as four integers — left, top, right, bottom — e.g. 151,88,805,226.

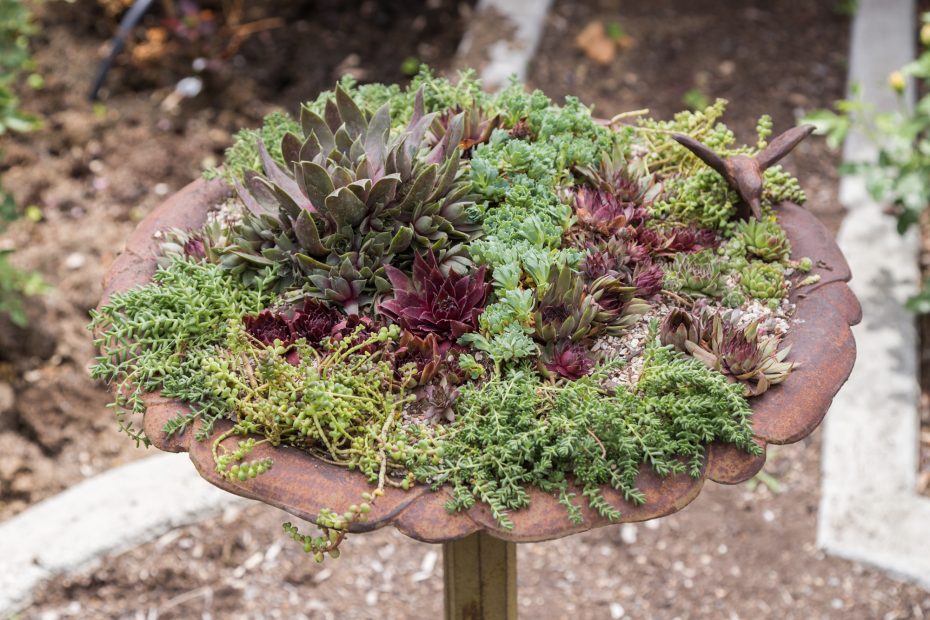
64,252,85,270
619,523,638,545
0,453,247,615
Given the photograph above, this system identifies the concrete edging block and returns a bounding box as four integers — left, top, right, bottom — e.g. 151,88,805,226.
455,0,554,91
0,453,247,615
819,0,930,590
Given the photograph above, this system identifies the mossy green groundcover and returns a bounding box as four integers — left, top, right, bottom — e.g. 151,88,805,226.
91,69,813,560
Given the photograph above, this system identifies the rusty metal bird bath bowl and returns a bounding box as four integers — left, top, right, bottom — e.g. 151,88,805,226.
98,176,860,619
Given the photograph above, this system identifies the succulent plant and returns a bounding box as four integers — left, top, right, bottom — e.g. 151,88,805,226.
221,86,481,308
160,219,230,265
572,186,649,237
532,265,601,343
658,308,704,353
659,308,793,396
577,144,662,201
508,118,532,140
244,309,294,347
243,299,343,365
379,251,490,343
394,330,444,387
662,250,726,298
741,261,786,300
430,105,501,155
539,341,597,380
291,298,342,343
579,235,650,285
330,313,384,352
412,375,460,423
735,217,791,262
686,312,794,396
636,226,718,258
589,275,650,334
633,263,664,299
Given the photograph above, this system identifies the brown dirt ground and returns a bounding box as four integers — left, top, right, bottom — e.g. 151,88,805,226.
10,0,930,618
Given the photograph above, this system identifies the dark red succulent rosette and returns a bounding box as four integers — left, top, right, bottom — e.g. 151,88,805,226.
98,178,860,544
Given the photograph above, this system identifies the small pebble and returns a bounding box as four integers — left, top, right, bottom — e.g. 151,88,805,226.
64,252,86,270
620,523,638,545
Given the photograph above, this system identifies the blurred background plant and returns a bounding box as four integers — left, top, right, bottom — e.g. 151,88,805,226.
803,11,930,312
0,0,46,327
126,0,283,66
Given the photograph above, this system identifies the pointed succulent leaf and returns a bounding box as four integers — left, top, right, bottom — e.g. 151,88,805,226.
331,166,354,190
398,165,439,212
323,187,368,228
300,133,322,162
299,161,335,210
281,132,302,169
335,85,367,138
324,98,340,133
295,252,329,271
410,87,425,126
366,103,391,174
258,141,309,210
301,106,335,152
388,226,414,254
268,182,303,220
368,174,401,207
293,210,327,256
234,177,270,215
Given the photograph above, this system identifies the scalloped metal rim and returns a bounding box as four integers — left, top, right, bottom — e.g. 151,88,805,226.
96,177,861,544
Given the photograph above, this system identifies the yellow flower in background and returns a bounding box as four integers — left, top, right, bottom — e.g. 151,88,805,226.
888,70,906,93
921,22,930,46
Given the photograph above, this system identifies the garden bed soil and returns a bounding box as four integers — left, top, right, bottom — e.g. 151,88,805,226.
10,0,930,617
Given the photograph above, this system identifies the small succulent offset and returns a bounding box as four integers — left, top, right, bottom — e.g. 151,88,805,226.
741,261,786,301
244,309,294,347
380,251,490,344
572,186,649,238
243,298,343,363
658,308,704,352
663,250,726,298
633,263,664,299
735,217,791,262
413,375,460,422
636,226,718,258
291,298,344,342
393,330,444,387
659,309,794,396
160,225,224,264
431,104,501,155
539,341,597,380
588,274,650,334
532,264,601,343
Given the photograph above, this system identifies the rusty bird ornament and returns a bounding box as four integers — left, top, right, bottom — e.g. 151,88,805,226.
672,124,815,220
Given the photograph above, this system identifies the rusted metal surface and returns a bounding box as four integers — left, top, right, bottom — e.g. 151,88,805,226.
97,177,861,544
673,125,816,220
